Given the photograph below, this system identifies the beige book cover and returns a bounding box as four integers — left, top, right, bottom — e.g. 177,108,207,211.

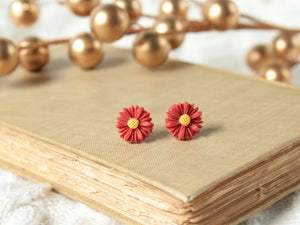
0,46,299,225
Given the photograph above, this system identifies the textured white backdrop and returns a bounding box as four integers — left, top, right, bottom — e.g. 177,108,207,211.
0,0,300,225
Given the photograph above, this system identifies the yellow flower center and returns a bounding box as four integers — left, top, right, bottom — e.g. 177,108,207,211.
179,114,191,126
127,118,139,129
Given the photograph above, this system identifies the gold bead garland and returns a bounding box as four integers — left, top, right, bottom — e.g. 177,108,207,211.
246,32,300,83
259,60,291,84
10,0,39,28
2,0,300,84
115,0,142,22
202,0,239,30
133,30,171,68
90,4,130,43
160,0,188,20
271,33,300,63
66,0,100,16
0,38,19,76
69,33,104,69
18,36,49,71
246,45,270,72
154,15,185,49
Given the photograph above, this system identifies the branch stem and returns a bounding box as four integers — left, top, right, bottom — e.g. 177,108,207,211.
19,20,300,50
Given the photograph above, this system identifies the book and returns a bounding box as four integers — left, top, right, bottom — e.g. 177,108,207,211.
0,45,299,225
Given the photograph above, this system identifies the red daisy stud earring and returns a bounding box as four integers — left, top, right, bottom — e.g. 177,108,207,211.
165,102,203,140
116,105,154,143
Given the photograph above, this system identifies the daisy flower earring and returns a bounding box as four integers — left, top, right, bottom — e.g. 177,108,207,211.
116,105,154,143
165,102,203,140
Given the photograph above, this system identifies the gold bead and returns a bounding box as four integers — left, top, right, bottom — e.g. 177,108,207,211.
154,15,185,49
0,38,19,76
202,0,239,31
132,30,171,68
247,45,270,72
66,0,100,16
18,36,49,72
259,61,291,84
90,4,130,43
115,0,142,22
9,0,39,27
271,32,300,63
160,0,188,20
68,33,104,69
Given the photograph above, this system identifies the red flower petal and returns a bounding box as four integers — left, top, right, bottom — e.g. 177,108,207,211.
165,121,180,128
183,102,189,114
140,117,152,122
115,120,128,128
192,118,203,124
177,125,185,140
140,126,152,133
139,112,150,120
191,111,202,119
186,127,194,139
140,121,154,127
128,106,135,117
166,112,179,120
168,125,180,133
124,128,133,141
122,108,132,119
134,131,139,143
136,128,144,141
139,127,150,137
177,103,184,114
135,106,144,119
189,123,200,133
170,105,181,117
188,104,195,115
118,127,129,133
172,126,181,137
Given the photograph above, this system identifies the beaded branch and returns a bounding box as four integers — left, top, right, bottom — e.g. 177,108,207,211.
1,0,300,84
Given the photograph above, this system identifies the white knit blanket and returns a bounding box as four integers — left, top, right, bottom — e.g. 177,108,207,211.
0,169,122,225
0,0,300,224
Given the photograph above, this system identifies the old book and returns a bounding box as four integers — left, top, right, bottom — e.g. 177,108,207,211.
0,45,299,225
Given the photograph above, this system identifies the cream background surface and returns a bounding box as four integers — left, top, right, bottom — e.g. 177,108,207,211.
0,0,300,224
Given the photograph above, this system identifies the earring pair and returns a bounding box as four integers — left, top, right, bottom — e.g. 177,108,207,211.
116,102,203,143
